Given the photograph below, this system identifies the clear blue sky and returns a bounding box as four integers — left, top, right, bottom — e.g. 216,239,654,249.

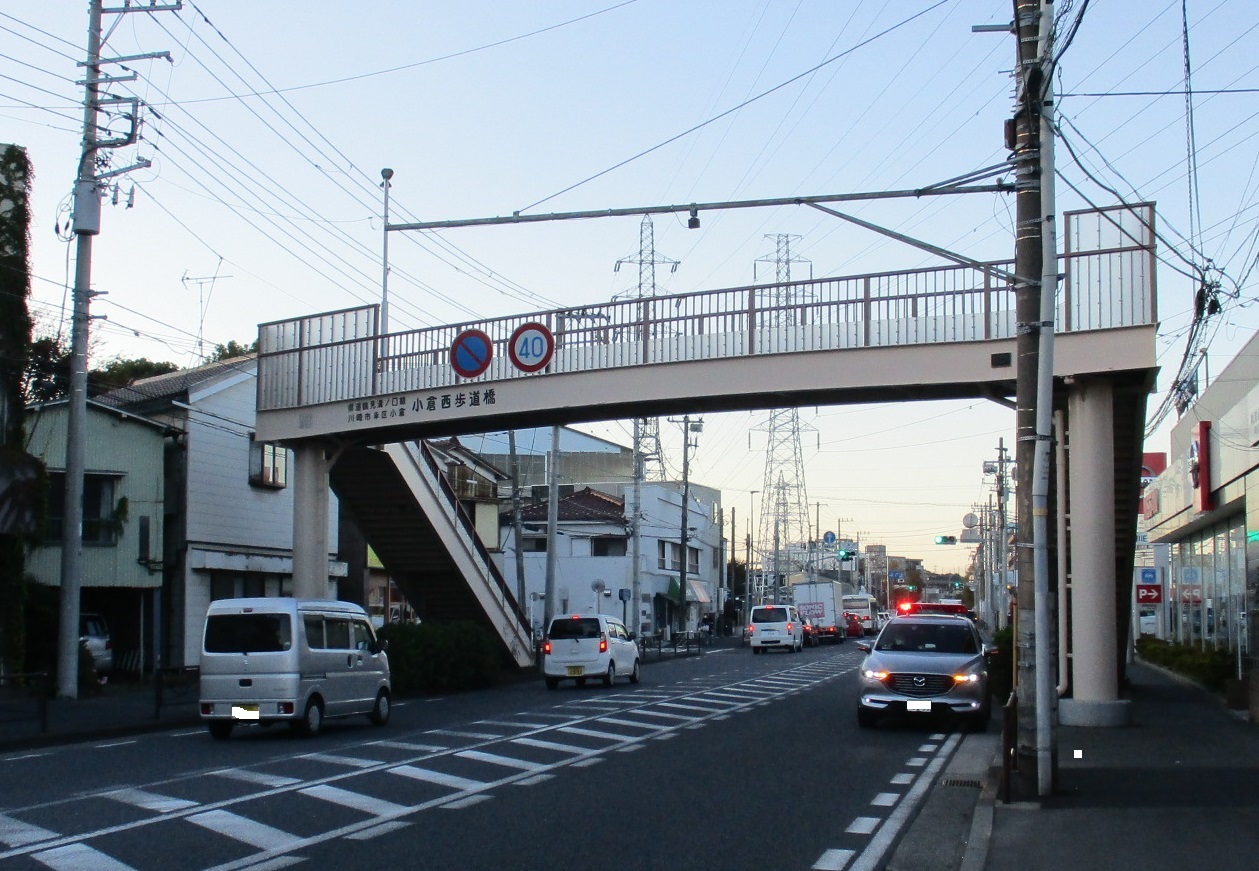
6,1,1259,574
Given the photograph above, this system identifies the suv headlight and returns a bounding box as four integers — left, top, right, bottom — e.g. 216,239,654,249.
863,669,888,681
952,670,984,684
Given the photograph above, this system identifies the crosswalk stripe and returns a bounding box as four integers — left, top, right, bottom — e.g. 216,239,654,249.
595,716,661,730
511,737,591,755
0,813,58,848
557,725,639,742
623,709,691,721
370,740,448,753
300,784,410,817
211,769,301,788
455,750,543,771
388,765,487,791
186,809,299,851
31,843,137,871
426,729,502,740
105,788,199,813
300,752,381,768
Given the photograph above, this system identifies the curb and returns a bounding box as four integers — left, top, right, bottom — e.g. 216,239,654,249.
958,759,1002,871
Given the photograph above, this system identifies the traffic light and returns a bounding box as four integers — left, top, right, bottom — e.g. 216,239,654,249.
837,548,850,559
934,535,957,545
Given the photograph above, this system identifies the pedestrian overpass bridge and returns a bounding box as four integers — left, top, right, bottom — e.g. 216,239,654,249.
253,204,1159,723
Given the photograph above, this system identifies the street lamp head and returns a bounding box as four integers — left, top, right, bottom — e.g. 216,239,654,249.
381,167,394,181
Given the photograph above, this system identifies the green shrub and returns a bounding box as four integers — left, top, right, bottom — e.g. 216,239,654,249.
1135,636,1237,693
378,621,507,695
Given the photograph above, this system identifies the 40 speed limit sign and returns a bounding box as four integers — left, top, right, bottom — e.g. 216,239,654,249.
508,322,554,373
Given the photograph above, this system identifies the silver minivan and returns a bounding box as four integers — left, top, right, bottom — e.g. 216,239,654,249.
199,597,391,740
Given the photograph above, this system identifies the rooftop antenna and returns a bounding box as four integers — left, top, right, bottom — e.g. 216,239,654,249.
181,259,231,361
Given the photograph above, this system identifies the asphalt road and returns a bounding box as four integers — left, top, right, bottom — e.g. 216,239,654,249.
0,642,969,871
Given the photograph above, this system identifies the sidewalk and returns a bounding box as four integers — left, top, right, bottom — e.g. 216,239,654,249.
900,659,1259,871
0,679,200,752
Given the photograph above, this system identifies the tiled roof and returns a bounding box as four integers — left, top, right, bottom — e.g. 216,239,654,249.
511,486,626,524
96,355,256,410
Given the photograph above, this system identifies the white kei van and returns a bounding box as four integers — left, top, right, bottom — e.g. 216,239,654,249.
199,598,391,740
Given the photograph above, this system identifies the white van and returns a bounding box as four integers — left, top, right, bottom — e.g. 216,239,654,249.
748,604,804,653
199,598,391,740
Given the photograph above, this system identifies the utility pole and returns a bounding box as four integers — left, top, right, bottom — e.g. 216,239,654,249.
669,416,701,632
542,426,561,628
631,418,643,635
60,0,173,699
508,431,528,618
1007,0,1057,798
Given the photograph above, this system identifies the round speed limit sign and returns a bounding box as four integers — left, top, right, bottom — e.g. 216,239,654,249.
508,322,555,373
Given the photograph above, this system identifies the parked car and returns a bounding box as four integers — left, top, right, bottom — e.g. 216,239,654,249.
79,613,112,676
856,614,994,730
199,598,391,740
542,614,640,689
748,604,804,654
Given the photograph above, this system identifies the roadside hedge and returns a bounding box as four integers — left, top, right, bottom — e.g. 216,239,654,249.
377,620,506,695
1135,636,1237,693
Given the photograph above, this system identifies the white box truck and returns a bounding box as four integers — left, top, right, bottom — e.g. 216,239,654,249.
791,581,846,644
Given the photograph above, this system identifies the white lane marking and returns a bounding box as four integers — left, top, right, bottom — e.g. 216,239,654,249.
388,765,487,792
31,842,137,871
514,774,555,786
106,788,199,813
656,701,726,713
369,740,448,753
847,817,881,834
870,793,899,807
890,773,914,785
624,709,692,722
169,729,204,738
571,758,603,768
300,784,410,817
812,848,855,870
92,740,136,749
848,733,962,871
511,737,591,755
616,744,644,753
918,744,939,753
187,809,299,851
906,757,927,767
0,814,58,847
299,752,381,769
443,794,492,809
455,750,543,771
594,716,660,731
1,752,51,761
425,729,502,740
557,725,640,742
212,769,302,788
345,821,410,840
476,719,554,730
930,733,947,740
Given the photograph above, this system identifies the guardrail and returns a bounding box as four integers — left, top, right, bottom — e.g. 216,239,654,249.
257,204,1156,412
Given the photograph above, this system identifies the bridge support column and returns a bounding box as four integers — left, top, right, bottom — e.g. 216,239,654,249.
292,441,332,599
1060,378,1131,727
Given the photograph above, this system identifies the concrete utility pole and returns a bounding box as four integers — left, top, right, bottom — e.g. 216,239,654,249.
60,0,171,699
631,418,643,635
542,426,561,627
669,416,701,631
1008,0,1058,797
508,430,527,615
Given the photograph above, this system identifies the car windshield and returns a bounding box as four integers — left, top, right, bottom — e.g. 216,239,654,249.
752,608,788,623
875,622,978,654
205,613,292,653
549,618,602,639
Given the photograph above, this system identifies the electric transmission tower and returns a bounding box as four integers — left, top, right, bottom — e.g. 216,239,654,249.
752,234,815,601
614,215,678,481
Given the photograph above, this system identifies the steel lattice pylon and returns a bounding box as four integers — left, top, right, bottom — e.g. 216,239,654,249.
753,235,814,602
614,215,677,481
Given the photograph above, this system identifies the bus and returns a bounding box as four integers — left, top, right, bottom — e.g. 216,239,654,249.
841,594,882,636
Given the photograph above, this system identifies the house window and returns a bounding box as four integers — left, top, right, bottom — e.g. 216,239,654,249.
658,541,683,571
592,537,627,557
249,436,287,488
44,472,120,546
688,546,700,575
523,538,547,553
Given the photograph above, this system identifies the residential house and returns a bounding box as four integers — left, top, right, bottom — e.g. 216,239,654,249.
24,399,169,673
99,356,345,667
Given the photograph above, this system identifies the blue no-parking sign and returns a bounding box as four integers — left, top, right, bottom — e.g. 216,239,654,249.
450,329,493,378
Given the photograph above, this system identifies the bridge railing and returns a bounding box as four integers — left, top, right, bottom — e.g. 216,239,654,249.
257,204,1155,412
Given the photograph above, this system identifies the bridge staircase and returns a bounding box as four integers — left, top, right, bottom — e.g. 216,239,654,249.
329,441,533,668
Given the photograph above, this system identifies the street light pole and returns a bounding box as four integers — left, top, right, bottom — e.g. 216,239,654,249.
380,168,393,333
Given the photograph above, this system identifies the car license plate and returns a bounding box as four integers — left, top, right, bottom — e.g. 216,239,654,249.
566,666,584,677
232,705,260,720
763,629,778,636
907,700,931,713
